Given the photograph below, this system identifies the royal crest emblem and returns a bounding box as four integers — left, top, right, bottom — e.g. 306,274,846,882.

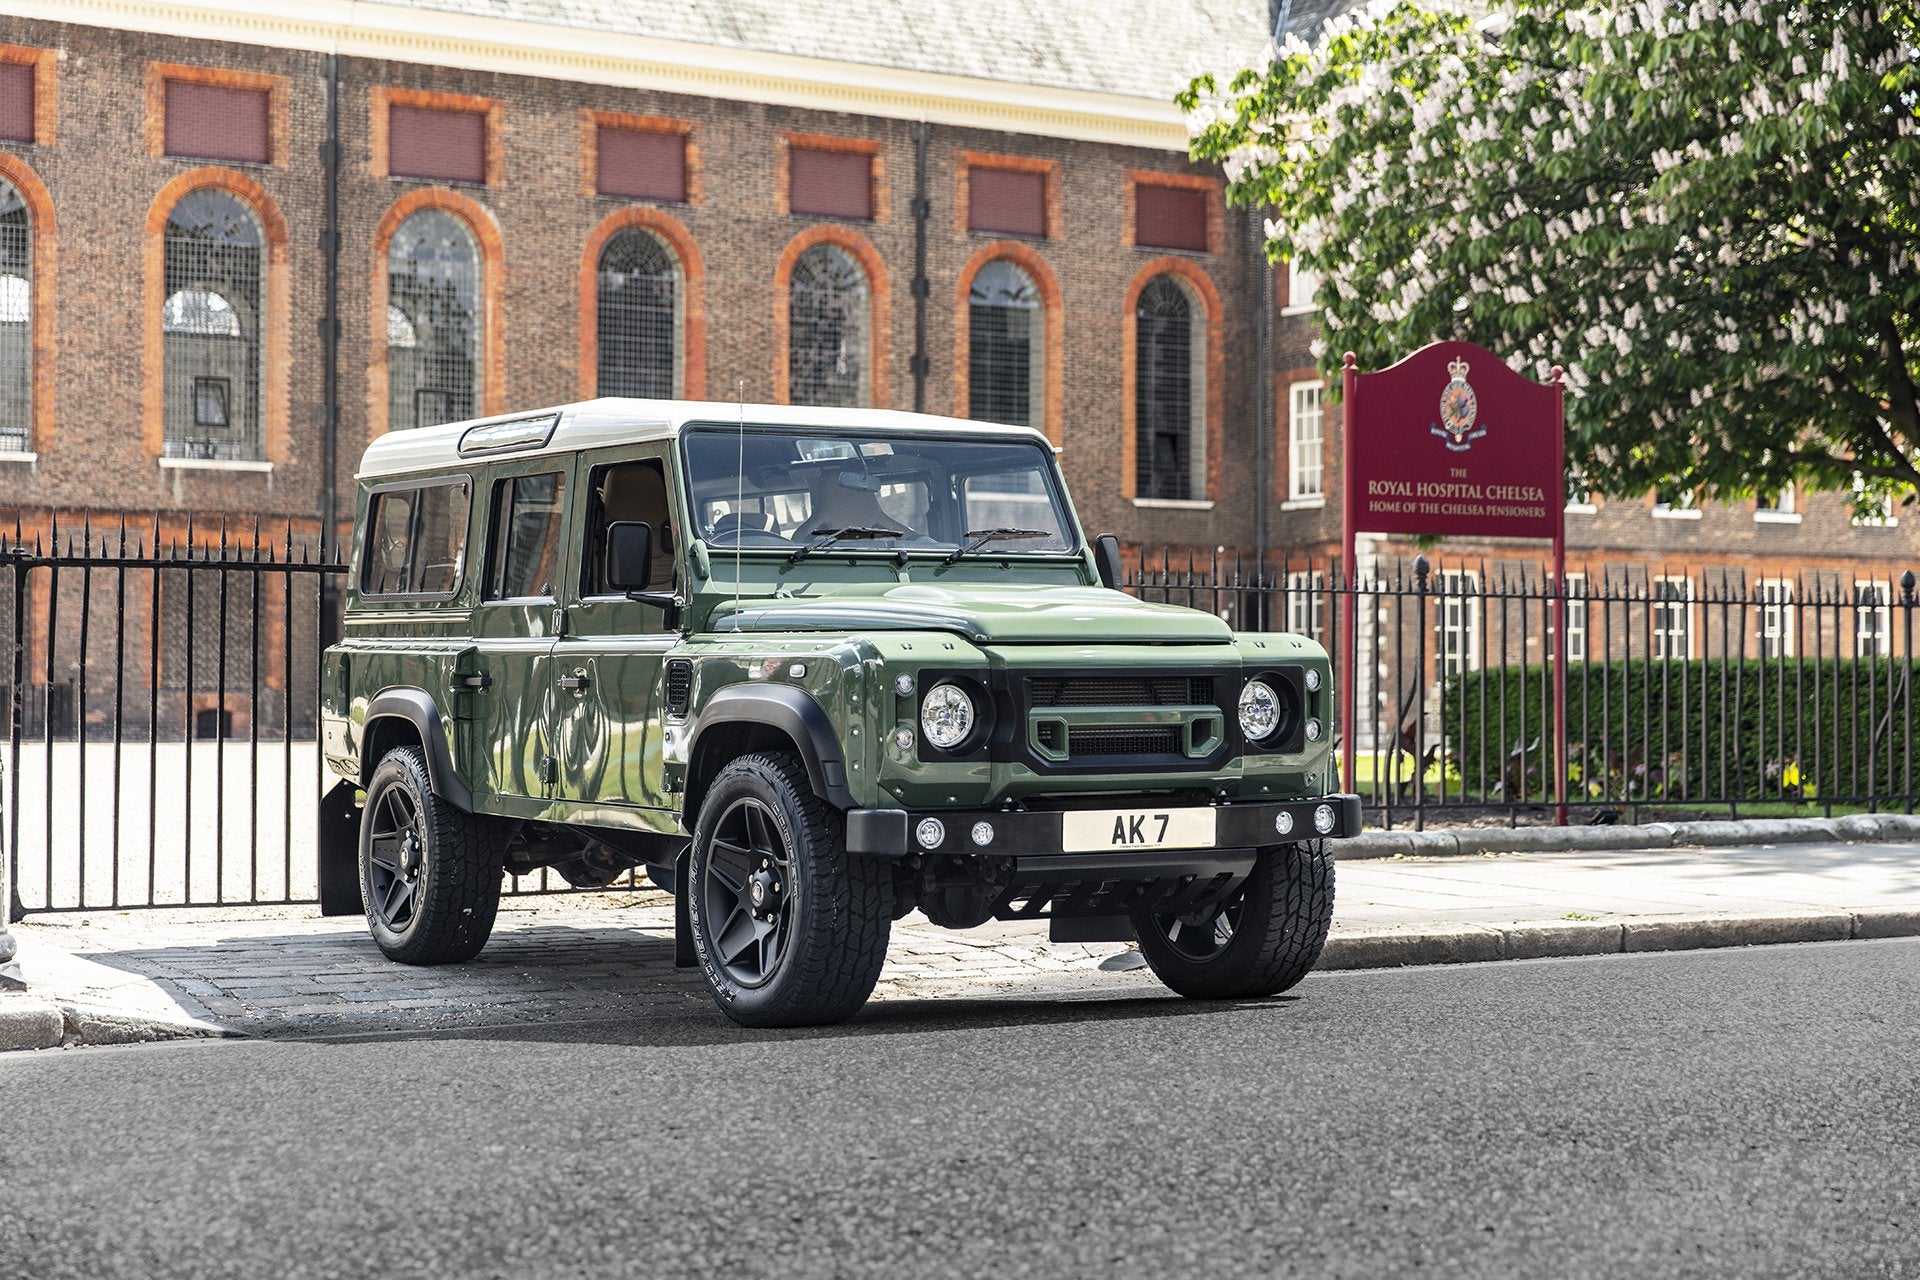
1431,357,1488,453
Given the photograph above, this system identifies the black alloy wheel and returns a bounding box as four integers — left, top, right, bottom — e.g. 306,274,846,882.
1129,839,1336,1000
358,745,506,966
365,783,427,934
686,751,892,1027
699,796,797,988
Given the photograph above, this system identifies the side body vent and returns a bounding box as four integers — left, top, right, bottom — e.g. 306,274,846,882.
664,659,693,718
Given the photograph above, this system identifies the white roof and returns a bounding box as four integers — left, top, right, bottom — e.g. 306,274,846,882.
356,398,1054,479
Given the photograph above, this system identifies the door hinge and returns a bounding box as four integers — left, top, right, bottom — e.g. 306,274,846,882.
455,673,492,690
539,755,558,785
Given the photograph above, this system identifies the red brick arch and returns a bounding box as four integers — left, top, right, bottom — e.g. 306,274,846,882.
369,188,506,443
577,207,706,402
141,167,291,462
952,242,1064,447
1121,257,1225,501
0,152,55,455
772,225,890,407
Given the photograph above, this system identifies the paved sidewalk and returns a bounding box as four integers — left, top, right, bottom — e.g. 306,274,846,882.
4,839,1918,1046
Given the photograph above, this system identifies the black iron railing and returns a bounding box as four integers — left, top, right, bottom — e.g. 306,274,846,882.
1129,548,1919,829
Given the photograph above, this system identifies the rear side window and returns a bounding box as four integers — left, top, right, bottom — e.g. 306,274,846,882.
487,472,568,600
359,480,471,598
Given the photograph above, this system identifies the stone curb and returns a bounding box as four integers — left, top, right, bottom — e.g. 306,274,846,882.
1318,908,1919,972
1338,813,1920,860
0,994,233,1054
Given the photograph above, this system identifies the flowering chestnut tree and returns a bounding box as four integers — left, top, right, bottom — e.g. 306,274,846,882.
1184,0,1919,506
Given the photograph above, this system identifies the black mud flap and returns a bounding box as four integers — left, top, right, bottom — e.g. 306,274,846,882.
673,845,696,968
317,780,364,917
1050,915,1134,944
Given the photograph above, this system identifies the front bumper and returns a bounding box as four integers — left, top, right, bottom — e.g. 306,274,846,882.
844,793,1363,858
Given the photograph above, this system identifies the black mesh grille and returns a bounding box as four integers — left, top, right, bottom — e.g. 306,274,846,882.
1068,727,1181,756
1028,675,1215,708
665,659,692,717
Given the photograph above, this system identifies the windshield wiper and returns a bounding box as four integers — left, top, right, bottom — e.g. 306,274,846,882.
785,525,902,565
941,528,1052,566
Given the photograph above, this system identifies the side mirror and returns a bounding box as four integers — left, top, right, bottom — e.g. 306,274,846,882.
1093,533,1123,591
607,521,653,592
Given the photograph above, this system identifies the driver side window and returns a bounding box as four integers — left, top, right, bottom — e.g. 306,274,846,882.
583,458,676,600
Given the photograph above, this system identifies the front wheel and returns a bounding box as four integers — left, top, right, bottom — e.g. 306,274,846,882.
1129,839,1335,999
686,752,892,1027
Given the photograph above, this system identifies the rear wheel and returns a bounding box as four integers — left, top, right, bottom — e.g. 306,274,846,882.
359,746,506,965
686,751,891,1027
1130,839,1335,999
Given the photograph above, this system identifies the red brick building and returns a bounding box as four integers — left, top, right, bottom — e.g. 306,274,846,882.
0,0,1911,629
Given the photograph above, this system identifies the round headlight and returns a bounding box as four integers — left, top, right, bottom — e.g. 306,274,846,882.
920,683,976,750
1238,680,1281,741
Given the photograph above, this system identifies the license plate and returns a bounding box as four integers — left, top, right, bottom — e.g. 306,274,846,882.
1061,807,1217,853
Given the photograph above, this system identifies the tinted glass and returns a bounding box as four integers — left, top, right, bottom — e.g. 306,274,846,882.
360,480,470,597
488,472,567,599
681,428,1074,555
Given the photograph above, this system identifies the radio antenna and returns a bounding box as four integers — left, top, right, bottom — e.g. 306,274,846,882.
732,379,746,631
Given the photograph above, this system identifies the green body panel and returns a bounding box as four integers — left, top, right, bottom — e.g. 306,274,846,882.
322,414,1341,840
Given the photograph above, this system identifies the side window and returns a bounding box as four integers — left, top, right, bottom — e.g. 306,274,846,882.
583,458,675,597
359,480,470,598
486,472,567,600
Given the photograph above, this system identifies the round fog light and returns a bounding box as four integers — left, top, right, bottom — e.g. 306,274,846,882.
894,674,915,697
1305,718,1323,742
1304,669,1321,692
1313,803,1336,835
916,818,946,850
1274,810,1295,836
971,822,995,847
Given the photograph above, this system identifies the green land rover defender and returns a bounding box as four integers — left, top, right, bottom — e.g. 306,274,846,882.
318,401,1360,1026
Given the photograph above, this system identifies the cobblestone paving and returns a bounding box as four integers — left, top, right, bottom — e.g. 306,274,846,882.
16,895,1152,1035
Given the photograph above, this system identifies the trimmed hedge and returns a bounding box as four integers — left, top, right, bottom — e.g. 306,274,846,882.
1440,658,1919,803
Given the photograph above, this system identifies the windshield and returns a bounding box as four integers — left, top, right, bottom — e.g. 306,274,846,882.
680,426,1079,555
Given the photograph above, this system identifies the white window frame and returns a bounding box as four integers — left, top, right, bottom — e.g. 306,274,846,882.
1287,380,1324,504
1757,578,1793,658
1436,569,1480,677
1652,489,1701,520
1282,261,1319,314
1652,576,1695,660
1850,474,1899,528
1565,474,1596,515
1855,581,1891,657
1555,572,1588,663
1754,483,1799,524
1285,569,1326,640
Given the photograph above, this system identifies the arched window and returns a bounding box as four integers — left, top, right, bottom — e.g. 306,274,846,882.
596,227,682,399
967,259,1041,430
0,177,29,453
162,189,263,461
787,243,869,407
388,208,481,430
1135,274,1206,500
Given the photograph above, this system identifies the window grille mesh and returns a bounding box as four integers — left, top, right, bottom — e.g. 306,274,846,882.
388,209,480,430
787,244,870,407
162,189,262,461
967,259,1040,430
596,228,680,399
1135,275,1199,499
0,178,28,452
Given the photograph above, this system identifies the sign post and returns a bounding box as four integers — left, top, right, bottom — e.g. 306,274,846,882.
1338,342,1568,823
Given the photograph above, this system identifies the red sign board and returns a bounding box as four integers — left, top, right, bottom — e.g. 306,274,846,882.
1342,340,1564,542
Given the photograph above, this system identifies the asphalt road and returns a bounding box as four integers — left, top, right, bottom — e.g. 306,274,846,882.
4,941,1917,1280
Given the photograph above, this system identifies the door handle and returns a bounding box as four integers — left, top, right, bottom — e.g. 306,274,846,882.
559,672,591,691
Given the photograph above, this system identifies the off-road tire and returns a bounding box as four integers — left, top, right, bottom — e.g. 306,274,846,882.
687,751,891,1027
359,746,507,965
1130,839,1335,999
